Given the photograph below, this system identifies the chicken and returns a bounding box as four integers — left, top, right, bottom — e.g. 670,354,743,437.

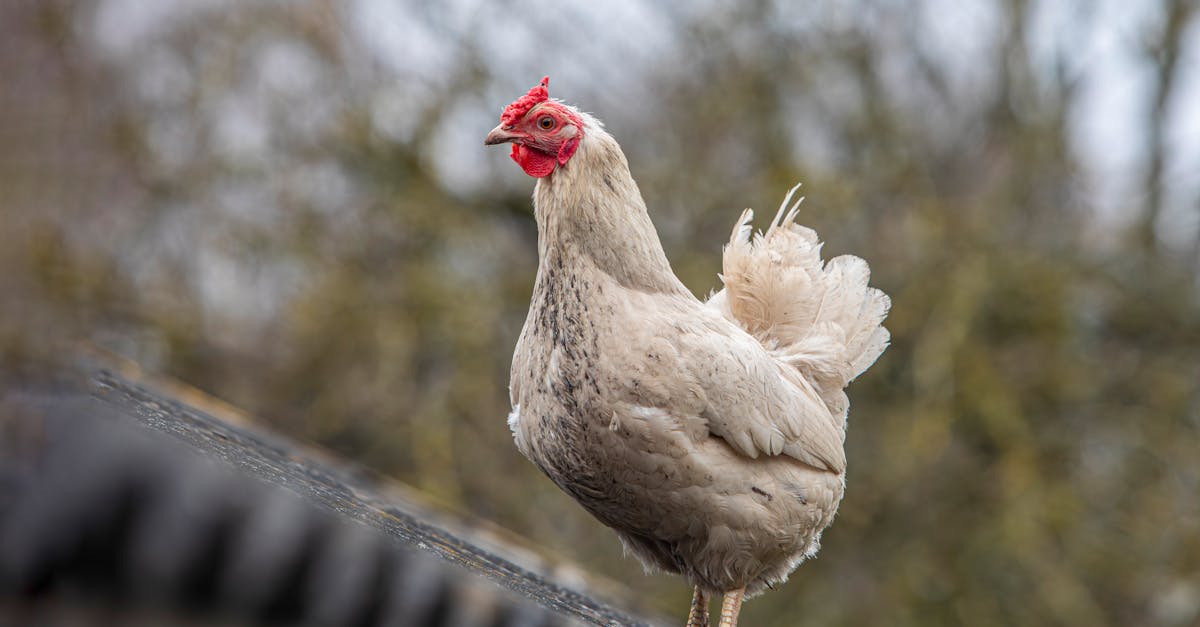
485,77,890,627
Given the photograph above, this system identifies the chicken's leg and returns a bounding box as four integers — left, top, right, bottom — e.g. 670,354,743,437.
686,586,709,627
717,588,745,627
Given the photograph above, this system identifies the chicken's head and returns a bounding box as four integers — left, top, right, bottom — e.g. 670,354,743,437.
484,76,584,178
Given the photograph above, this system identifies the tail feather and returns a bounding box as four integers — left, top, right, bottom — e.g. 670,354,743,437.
707,183,890,414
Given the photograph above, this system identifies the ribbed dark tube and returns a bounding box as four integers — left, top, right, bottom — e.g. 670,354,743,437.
0,391,574,627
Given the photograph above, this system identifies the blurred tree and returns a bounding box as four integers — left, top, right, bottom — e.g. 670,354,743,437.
2,0,1198,625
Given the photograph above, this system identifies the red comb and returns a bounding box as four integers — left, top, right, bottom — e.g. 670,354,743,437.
500,76,550,126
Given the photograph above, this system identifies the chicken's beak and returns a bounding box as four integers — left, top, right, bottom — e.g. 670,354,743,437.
484,124,520,146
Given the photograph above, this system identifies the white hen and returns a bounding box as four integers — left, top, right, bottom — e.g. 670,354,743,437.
486,77,890,627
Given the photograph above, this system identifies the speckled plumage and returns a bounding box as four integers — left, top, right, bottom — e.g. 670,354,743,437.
499,102,889,607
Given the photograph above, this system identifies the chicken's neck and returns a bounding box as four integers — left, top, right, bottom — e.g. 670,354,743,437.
531,129,688,297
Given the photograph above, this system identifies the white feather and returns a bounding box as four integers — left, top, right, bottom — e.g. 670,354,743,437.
707,183,891,416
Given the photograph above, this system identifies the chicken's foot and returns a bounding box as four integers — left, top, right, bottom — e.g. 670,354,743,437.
717,588,745,627
686,586,710,627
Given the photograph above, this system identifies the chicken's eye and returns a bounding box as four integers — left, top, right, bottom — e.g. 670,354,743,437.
538,116,555,130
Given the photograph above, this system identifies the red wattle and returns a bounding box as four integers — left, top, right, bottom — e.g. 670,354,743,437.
511,144,557,178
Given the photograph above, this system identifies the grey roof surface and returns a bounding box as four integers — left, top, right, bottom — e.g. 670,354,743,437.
0,365,659,627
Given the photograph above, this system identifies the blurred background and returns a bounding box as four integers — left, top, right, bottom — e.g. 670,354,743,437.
2,0,1198,625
